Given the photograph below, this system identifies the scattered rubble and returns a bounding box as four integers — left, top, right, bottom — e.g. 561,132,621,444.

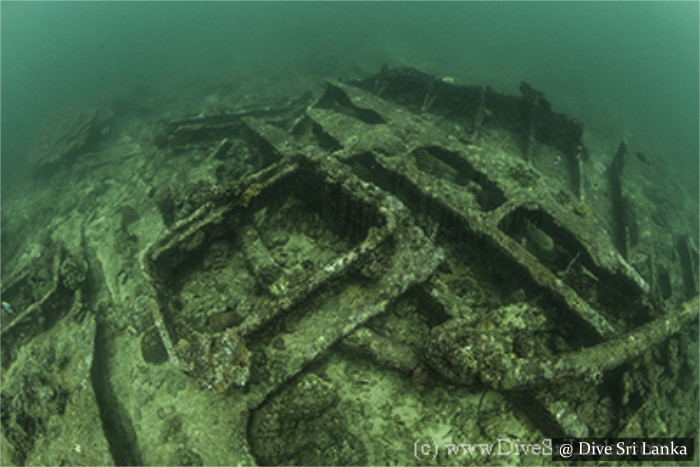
2,66,697,465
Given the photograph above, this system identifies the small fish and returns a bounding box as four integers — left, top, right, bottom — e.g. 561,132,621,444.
2,301,13,314
636,151,651,164
553,155,562,166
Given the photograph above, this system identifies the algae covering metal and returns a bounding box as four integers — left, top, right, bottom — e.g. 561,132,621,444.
1,66,697,465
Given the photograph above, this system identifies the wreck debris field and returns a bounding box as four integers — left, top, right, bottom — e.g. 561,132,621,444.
1,2,698,466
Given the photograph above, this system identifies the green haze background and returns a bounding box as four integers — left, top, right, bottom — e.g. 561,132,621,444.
1,1,698,200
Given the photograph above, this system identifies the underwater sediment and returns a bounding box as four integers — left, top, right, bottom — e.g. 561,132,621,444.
1,66,698,465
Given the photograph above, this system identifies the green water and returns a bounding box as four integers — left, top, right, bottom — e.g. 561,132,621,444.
2,1,698,199
1,3,699,464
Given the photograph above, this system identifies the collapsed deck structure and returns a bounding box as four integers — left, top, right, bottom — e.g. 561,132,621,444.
2,67,698,465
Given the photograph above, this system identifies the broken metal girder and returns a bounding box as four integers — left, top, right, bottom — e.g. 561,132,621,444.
1,246,88,369
155,91,313,149
351,68,584,163
340,326,420,375
426,295,698,390
610,138,633,259
676,234,699,299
